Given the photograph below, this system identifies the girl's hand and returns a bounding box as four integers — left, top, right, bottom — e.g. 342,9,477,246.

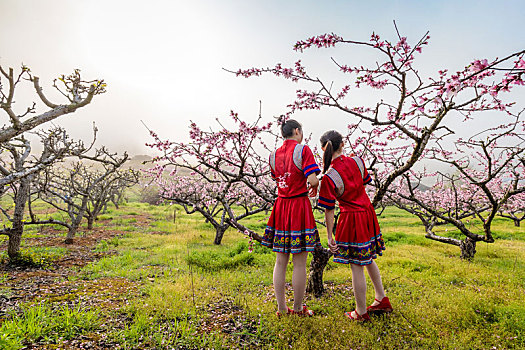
327,236,339,254
306,173,319,191
308,183,318,197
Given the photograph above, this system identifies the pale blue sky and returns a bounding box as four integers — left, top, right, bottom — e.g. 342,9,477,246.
1,0,524,155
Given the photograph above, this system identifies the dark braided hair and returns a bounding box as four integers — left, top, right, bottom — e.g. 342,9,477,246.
320,130,343,173
280,119,302,138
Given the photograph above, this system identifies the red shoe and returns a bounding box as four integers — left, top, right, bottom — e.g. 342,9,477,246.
293,305,314,317
345,309,370,322
367,296,393,314
276,307,293,317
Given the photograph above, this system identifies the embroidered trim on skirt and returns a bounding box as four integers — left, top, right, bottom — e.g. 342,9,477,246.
262,196,319,254
334,233,385,265
333,206,385,265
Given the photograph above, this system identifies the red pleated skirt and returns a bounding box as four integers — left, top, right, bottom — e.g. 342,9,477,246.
333,205,385,265
262,196,319,254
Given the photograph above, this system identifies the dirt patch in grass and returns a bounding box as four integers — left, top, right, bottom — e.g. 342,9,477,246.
34,277,139,309
1,226,122,276
198,298,269,348
0,224,139,319
199,298,245,333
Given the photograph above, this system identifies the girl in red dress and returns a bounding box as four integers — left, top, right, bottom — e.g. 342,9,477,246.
318,130,392,321
262,119,320,316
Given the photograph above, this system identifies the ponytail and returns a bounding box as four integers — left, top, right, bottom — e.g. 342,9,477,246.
320,130,343,173
323,141,333,173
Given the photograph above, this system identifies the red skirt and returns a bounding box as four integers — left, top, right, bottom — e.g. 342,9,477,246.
262,196,319,254
333,205,385,265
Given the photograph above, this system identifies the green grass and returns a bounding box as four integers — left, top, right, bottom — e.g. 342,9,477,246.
108,308,225,349
0,246,67,268
77,204,525,348
0,303,101,349
94,235,126,252
2,202,524,349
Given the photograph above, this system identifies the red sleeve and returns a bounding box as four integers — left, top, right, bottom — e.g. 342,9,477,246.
302,145,321,177
318,175,336,210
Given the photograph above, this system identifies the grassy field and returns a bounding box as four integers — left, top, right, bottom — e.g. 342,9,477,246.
0,202,524,349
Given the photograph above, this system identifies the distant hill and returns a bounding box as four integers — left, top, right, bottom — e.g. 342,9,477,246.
126,155,154,170
130,155,153,162
411,182,430,191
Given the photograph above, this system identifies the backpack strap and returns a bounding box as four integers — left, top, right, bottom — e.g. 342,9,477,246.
326,168,345,197
292,144,305,171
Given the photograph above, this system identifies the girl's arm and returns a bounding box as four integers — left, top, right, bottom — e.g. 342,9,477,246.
325,208,338,253
302,145,320,196
306,173,319,197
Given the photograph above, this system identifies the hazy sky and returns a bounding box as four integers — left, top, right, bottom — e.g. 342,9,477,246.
1,0,524,156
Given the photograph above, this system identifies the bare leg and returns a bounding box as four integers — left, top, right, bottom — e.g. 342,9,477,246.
365,260,386,306
350,263,367,316
273,252,290,312
291,251,308,312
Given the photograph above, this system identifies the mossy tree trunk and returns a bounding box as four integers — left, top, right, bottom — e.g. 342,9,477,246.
306,244,332,297
459,237,477,261
7,177,30,259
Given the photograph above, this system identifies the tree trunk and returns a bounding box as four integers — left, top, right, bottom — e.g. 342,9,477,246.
8,217,24,259
112,199,120,209
514,220,520,227
7,227,22,259
65,214,81,244
306,244,332,297
65,216,83,244
460,237,477,260
8,177,30,259
113,191,124,209
65,226,77,244
92,205,104,223
65,197,88,244
87,216,94,230
214,226,227,245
